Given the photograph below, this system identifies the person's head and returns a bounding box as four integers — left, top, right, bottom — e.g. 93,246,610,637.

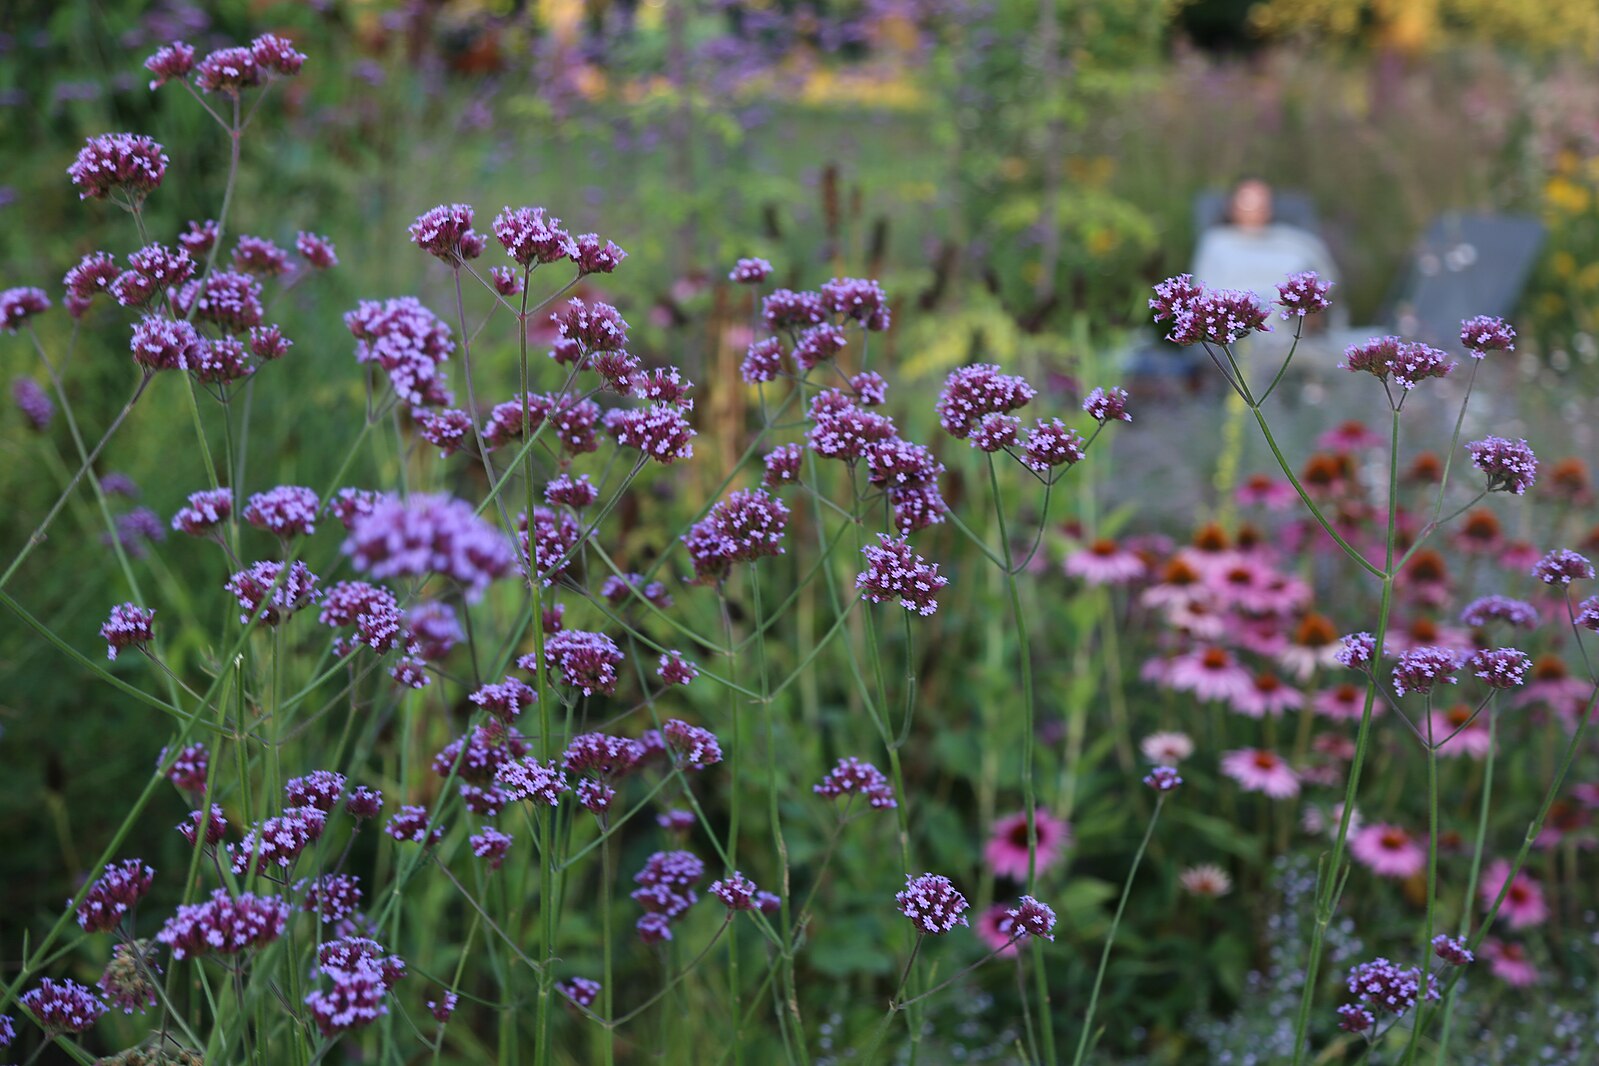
1228,178,1273,231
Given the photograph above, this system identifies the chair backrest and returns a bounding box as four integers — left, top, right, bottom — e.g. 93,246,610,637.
1389,214,1544,346
1193,189,1321,236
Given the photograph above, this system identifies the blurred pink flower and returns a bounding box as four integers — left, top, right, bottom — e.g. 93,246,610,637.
1064,539,1146,586
1350,824,1425,879
984,809,1071,882
975,905,1021,957
1481,939,1539,986
1168,647,1254,704
1479,859,1548,929
1221,749,1299,799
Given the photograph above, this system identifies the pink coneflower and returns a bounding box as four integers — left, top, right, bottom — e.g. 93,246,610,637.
1514,654,1592,723
1278,612,1344,680
1064,538,1147,586
1350,824,1425,879
1179,864,1232,897
1141,556,1208,611
1316,420,1385,452
1140,731,1194,765
1230,671,1303,719
984,810,1071,881
1168,646,1255,704
1164,599,1228,641
1533,800,1591,850
975,905,1021,957
1302,801,1362,838
1428,705,1492,759
1236,473,1295,510
1479,859,1548,929
1313,682,1374,722
1480,939,1539,986
1221,749,1299,799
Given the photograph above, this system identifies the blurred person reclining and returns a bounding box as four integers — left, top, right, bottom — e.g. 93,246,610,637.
1192,178,1343,335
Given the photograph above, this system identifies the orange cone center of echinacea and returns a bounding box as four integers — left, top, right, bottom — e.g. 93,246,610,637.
1203,648,1230,670
1252,751,1280,771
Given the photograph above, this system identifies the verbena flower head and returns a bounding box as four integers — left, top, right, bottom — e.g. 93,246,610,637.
1467,436,1537,495
101,602,154,660
75,859,155,932
225,560,320,625
1346,958,1438,1015
1336,1004,1375,1033
1333,632,1376,669
1532,548,1593,586
428,990,459,1024
318,581,402,652
301,874,363,923
229,806,327,874
243,485,320,537
492,206,575,267
385,805,443,846
822,276,891,330
470,827,513,870
850,371,888,406
65,251,120,305
558,977,601,1007
969,412,1021,452
178,804,228,846
762,443,804,487
1007,896,1057,941
157,889,288,959
1340,336,1456,392
813,757,897,809
1276,271,1334,318
1149,273,1203,322
97,940,159,1015
129,314,200,371
495,757,568,806
406,602,462,661
896,873,970,935
544,473,598,509
573,233,626,274
867,438,942,490
740,337,785,383
729,257,772,283
344,493,515,602
163,742,208,792
296,231,338,269
793,323,848,370
346,297,455,407
663,720,722,770
285,771,348,812
1460,595,1539,629
232,235,289,276
1577,595,1599,633
683,489,790,584
144,41,195,88
534,630,624,697
936,363,1036,439
20,978,106,1034
562,732,644,778
1467,647,1531,689
606,404,696,463
1021,419,1086,472
856,534,947,616
1083,385,1132,423
552,298,629,352
1143,766,1182,792
762,288,826,331
1167,288,1271,346
1433,934,1474,966
409,203,484,263
470,677,537,723
657,650,699,686
179,270,264,333
178,218,219,256
1391,646,1461,696
1460,315,1516,355
710,872,760,911
68,133,168,201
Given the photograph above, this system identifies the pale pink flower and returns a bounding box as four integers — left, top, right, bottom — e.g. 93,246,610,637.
1313,682,1378,722
1479,859,1548,929
1480,939,1539,986
1178,864,1232,897
984,809,1071,882
1427,705,1492,759
1350,824,1425,879
1230,671,1303,719
975,905,1021,957
1140,731,1194,766
1064,539,1147,586
1220,749,1299,799
1168,646,1254,704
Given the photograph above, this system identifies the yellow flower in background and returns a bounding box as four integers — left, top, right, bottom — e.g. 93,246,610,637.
1552,251,1577,279
1065,156,1116,188
1545,177,1591,216
999,157,1029,181
1578,263,1599,292
1086,228,1119,257
1540,293,1566,316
